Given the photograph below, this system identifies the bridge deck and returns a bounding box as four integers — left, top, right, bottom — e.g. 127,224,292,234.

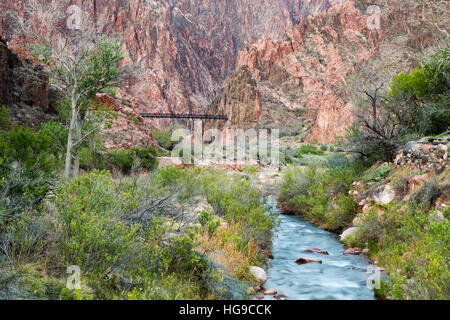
141,113,228,120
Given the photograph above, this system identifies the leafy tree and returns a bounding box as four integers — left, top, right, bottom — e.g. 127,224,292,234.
390,45,450,135
6,1,127,178
348,45,450,162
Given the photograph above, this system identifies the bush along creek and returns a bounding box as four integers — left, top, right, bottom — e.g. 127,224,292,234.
271,143,449,300
247,164,377,300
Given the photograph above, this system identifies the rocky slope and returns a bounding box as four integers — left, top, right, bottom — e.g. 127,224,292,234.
0,37,157,149
210,0,449,142
1,1,448,143
1,0,341,129
0,37,51,129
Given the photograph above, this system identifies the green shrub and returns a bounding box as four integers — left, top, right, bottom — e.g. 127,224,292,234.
0,120,66,174
52,170,206,299
198,211,221,236
362,162,396,184
279,164,360,231
201,169,277,262
390,45,450,135
0,106,11,132
107,146,158,174
296,144,325,156
152,127,178,151
348,203,449,300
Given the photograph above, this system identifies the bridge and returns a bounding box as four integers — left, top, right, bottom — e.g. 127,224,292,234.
141,113,228,121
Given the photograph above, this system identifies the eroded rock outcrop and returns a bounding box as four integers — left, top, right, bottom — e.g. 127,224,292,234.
95,93,157,151
211,0,447,142
0,37,48,111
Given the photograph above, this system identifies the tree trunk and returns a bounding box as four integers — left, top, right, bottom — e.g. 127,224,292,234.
64,100,78,178
73,119,82,177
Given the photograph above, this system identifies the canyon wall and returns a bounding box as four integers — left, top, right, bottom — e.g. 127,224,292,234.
1,1,447,143
0,0,339,128
211,0,448,142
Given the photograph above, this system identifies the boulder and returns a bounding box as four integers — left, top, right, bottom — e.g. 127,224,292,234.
344,248,363,255
304,248,329,255
249,266,267,285
263,289,277,295
371,185,395,205
295,257,322,265
436,144,448,160
274,293,287,300
340,227,360,241
404,141,422,155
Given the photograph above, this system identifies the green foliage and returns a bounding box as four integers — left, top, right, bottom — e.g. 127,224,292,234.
348,45,449,163
362,162,396,184
51,171,206,299
347,203,449,300
201,169,277,262
0,120,67,173
107,147,158,174
292,108,306,117
390,45,450,135
152,126,178,151
296,144,325,156
242,165,259,175
279,164,362,231
0,106,11,132
198,211,221,236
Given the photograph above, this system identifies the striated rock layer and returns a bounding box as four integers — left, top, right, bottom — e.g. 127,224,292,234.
212,0,448,142
1,1,447,143
1,0,338,129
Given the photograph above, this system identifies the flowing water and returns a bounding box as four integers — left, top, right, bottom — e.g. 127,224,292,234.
263,197,375,300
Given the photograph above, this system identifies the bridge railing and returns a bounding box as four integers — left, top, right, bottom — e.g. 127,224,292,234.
141,113,228,120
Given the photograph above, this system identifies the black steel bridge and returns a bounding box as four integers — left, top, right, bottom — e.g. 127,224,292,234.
141,113,228,121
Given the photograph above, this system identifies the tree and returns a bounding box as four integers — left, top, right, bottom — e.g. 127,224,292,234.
390,45,450,135
3,1,127,178
348,81,410,162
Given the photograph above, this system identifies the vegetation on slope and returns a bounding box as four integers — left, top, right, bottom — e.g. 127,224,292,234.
279,45,449,300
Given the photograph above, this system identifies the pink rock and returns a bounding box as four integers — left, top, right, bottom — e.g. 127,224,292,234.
344,248,363,255
263,289,277,295
304,248,329,255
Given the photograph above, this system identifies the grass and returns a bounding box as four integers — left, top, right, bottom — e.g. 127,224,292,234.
0,166,275,300
280,157,449,300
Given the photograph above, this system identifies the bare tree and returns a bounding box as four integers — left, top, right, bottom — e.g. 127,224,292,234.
2,0,127,178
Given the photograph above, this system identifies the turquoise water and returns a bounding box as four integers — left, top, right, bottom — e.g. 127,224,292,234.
263,197,375,300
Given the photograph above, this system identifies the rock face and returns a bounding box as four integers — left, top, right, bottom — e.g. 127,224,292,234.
211,0,374,141
395,141,449,172
2,1,446,143
371,185,395,206
1,0,345,132
210,0,447,142
95,93,158,150
0,37,48,111
304,248,329,255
